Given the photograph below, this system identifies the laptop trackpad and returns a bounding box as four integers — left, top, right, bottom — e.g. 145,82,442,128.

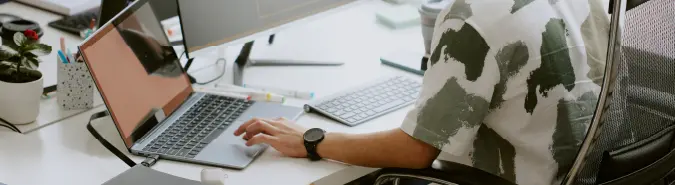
194,123,266,169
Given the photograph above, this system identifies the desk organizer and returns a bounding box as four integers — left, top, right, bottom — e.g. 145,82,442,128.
57,56,94,110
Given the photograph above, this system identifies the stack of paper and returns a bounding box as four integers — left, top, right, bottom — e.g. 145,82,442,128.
15,0,101,16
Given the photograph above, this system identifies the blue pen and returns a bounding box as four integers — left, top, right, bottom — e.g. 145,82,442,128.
57,50,69,64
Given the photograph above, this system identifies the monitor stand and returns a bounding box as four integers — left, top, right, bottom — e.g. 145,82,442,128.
184,57,198,84
232,40,342,86
184,35,343,85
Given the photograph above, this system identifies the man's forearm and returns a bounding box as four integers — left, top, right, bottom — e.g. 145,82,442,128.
316,128,439,169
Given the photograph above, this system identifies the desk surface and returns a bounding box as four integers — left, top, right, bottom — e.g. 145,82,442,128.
1,0,426,184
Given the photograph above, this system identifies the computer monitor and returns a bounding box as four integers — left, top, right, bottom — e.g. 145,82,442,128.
176,0,360,85
97,0,133,28
177,0,360,55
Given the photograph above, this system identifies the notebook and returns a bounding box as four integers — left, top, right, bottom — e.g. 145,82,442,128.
311,166,381,185
102,165,205,185
15,0,100,16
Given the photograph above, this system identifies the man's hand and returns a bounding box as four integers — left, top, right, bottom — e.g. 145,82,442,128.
234,117,309,158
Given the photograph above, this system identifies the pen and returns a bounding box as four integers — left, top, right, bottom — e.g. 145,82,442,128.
243,84,314,100
248,92,285,103
198,87,285,103
59,37,66,57
57,50,68,64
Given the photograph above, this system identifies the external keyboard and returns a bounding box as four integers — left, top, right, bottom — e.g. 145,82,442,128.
48,10,99,35
142,94,253,158
305,76,421,126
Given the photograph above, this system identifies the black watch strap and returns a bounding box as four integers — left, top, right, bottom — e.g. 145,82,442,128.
304,128,325,161
305,140,322,161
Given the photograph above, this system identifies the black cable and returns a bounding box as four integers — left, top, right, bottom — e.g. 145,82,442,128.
178,50,186,61
0,117,21,133
86,111,137,167
0,124,19,133
178,50,228,85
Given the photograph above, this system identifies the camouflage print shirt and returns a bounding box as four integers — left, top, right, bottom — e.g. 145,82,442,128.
400,0,610,184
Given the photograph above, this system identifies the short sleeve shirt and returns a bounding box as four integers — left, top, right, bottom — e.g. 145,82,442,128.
400,0,610,184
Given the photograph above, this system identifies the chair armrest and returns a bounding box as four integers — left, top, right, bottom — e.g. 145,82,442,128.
374,160,516,185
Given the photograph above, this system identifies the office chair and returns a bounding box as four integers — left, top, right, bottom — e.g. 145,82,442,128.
372,0,675,184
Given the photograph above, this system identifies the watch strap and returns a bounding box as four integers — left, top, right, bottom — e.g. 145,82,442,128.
305,140,322,161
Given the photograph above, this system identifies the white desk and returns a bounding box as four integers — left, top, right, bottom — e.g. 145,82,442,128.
0,2,103,133
1,0,426,184
0,1,219,133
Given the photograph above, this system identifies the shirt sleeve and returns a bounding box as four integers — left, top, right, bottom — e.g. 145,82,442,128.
400,6,498,157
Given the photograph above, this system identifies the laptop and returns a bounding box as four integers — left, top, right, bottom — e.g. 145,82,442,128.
78,0,304,169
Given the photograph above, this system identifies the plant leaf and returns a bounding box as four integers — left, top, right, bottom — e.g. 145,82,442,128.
29,44,52,56
0,45,18,55
0,61,12,69
26,57,39,68
13,32,27,46
20,58,35,69
0,46,18,61
0,61,16,74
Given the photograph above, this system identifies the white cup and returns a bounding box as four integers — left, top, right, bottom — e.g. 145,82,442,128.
419,0,452,55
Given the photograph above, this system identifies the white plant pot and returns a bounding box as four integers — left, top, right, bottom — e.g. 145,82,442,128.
0,76,43,125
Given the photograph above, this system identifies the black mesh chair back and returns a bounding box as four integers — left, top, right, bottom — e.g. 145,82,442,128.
564,0,675,184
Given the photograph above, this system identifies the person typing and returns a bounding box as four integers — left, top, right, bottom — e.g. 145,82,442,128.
235,0,609,184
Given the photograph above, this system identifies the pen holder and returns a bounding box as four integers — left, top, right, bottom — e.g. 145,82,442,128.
57,56,94,110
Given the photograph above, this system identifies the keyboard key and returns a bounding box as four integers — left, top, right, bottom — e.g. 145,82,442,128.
196,144,207,149
358,113,369,118
318,104,330,110
346,118,357,123
168,149,179,155
340,112,356,119
344,108,353,112
158,148,169,154
366,110,377,115
177,149,191,157
326,108,338,113
374,100,405,112
333,110,346,116
189,151,199,155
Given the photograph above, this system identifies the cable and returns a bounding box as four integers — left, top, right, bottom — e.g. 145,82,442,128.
194,58,227,85
178,50,186,61
178,50,228,85
0,117,21,133
0,124,19,133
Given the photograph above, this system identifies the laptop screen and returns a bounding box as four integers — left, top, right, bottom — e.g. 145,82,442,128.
80,0,192,148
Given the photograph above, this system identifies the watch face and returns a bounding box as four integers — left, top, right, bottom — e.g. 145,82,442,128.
304,128,324,142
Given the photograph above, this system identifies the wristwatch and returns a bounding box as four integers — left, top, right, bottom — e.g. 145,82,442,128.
303,128,326,161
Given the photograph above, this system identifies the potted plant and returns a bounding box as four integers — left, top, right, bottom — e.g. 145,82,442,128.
0,30,52,124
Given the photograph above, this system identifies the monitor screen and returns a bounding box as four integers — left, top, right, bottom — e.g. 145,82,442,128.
98,0,178,28
80,0,193,148
178,0,359,55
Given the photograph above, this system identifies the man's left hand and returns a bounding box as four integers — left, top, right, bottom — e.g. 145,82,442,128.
233,117,309,158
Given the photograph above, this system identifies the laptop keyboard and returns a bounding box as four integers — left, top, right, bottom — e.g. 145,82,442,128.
142,94,253,158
